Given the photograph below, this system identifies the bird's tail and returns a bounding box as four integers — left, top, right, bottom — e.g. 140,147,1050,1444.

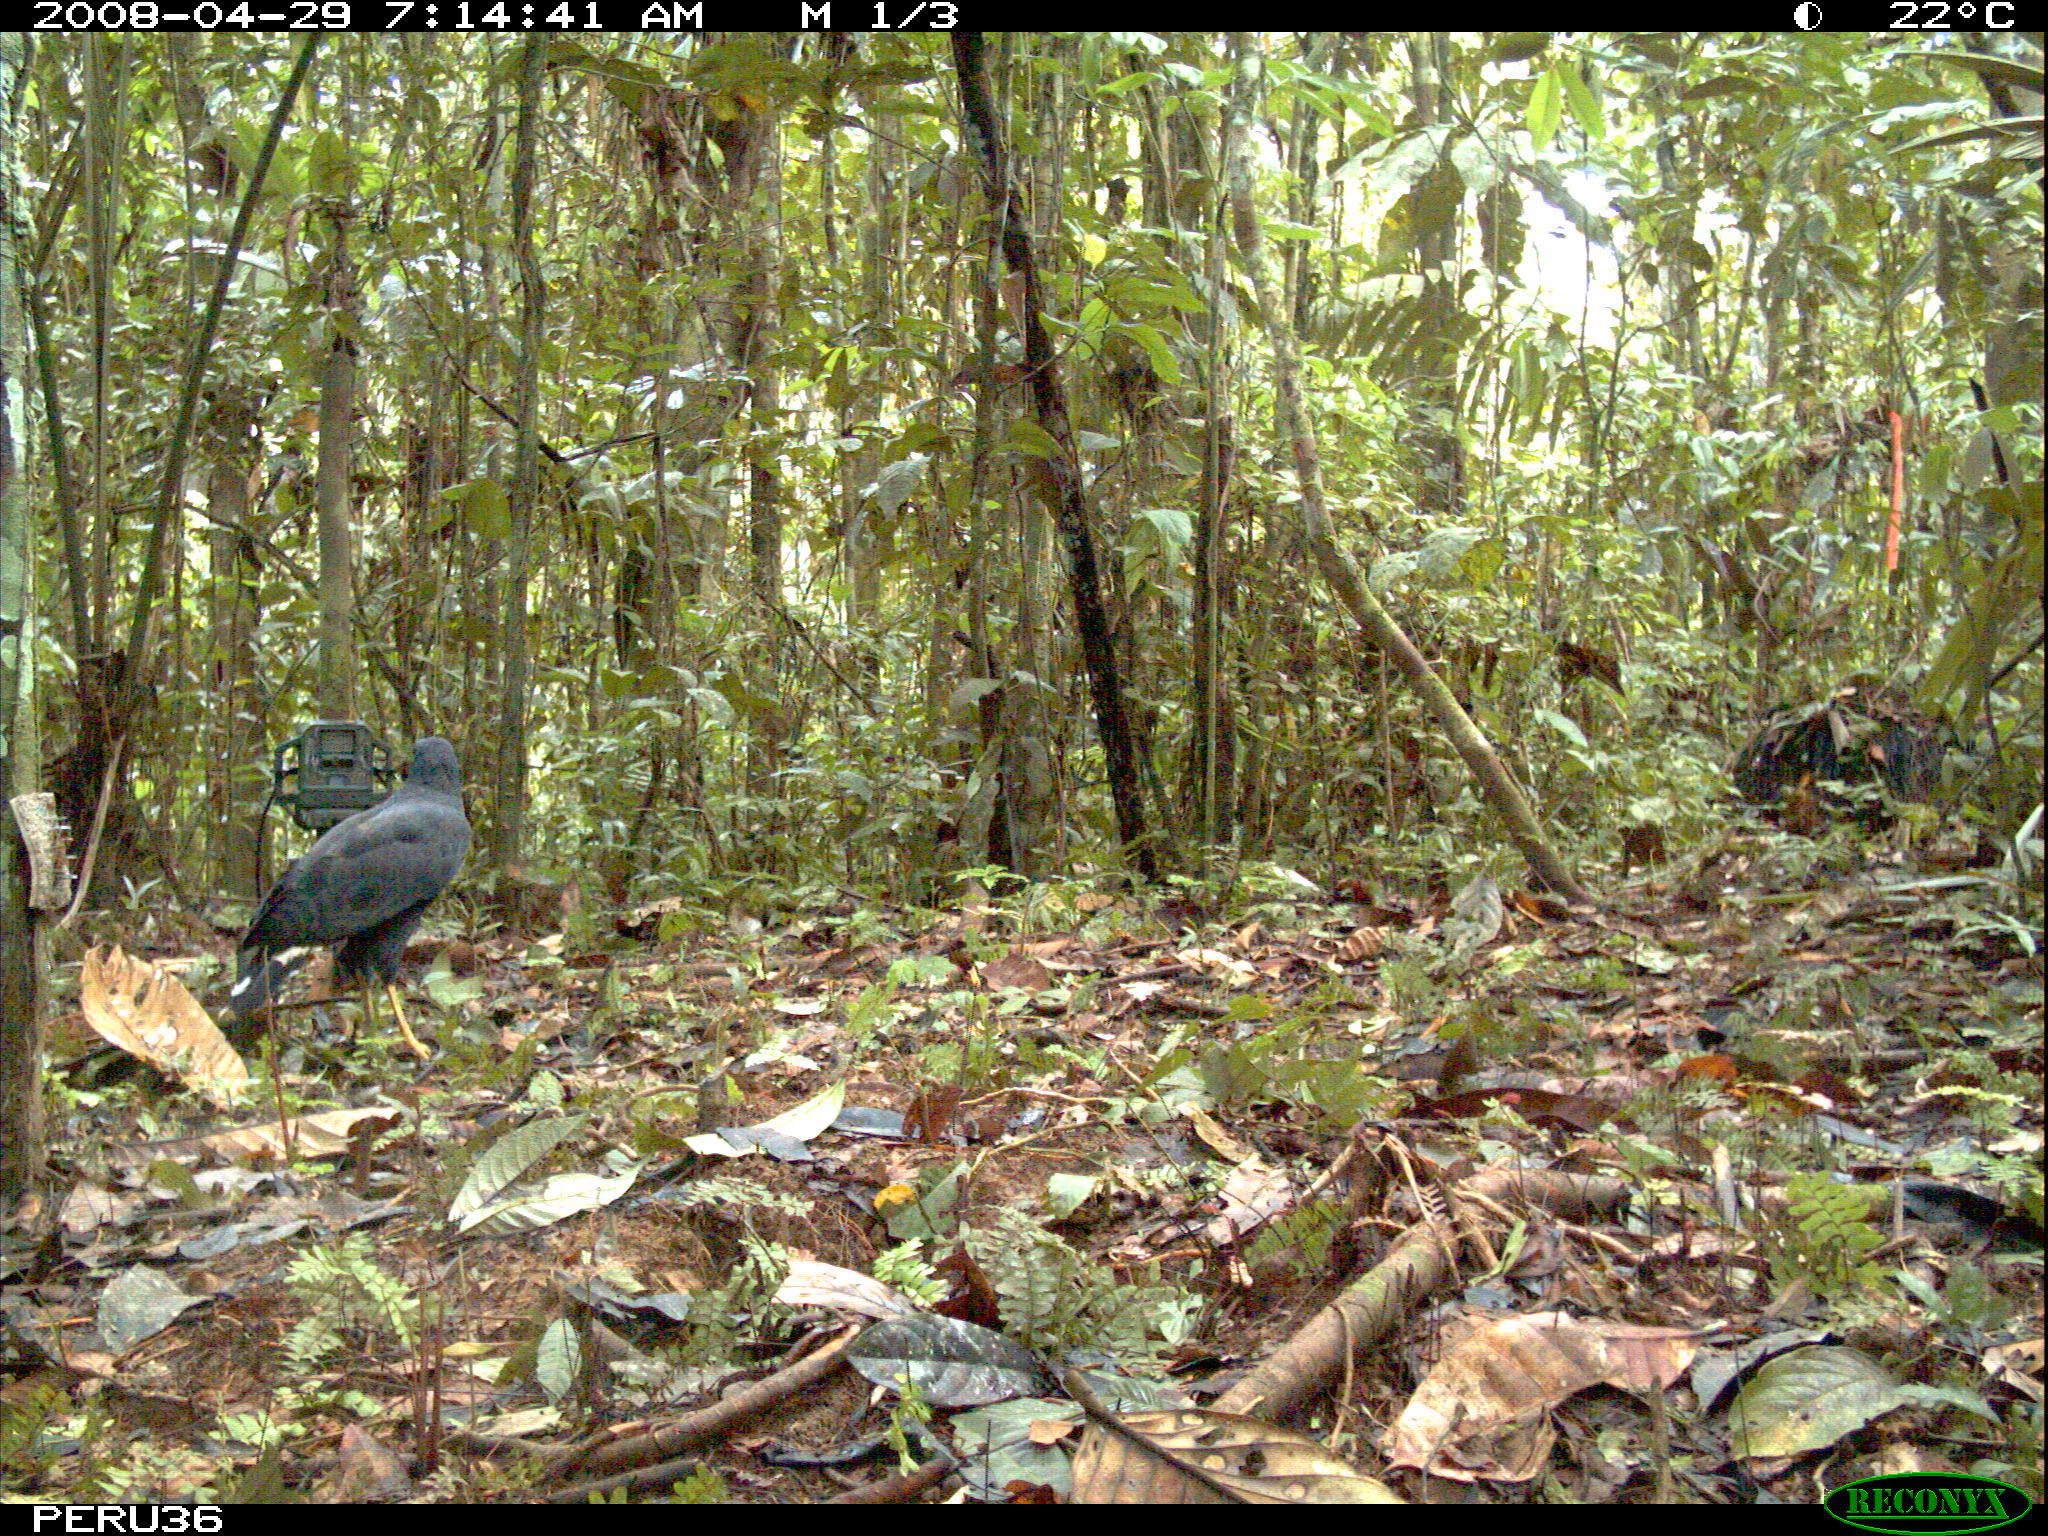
228,946,314,1018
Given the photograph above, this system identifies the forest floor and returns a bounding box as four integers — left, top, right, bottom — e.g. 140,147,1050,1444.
9,807,2043,1505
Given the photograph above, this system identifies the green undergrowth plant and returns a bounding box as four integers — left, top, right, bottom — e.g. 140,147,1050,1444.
1182,1003,1408,1128
661,1466,733,1503
282,1233,422,1370
656,1178,809,1369
870,1240,949,1308
1896,1254,2017,1340
1245,1198,1345,1278
915,993,1014,1092
0,1384,93,1495
963,1205,1199,1362
882,1372,936,1476
1764,1172,1886,1303
672,1231,791,1374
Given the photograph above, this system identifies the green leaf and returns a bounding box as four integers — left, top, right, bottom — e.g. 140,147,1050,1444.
1133,321,1182,385
686,686,734,726
1679,73,1759,102
535,1317,582,1401
446,478,510,539
950,677,1004,713
1534,708,1587,749
1527,68,1563,150
1130,507,1193,552
1005,420,1061,459
1458,536,1504,588
1560,64,1604,140
1728,1346,1900,1458
1044,1172,1099,1219
1076,297,1112,361
308,129,355,198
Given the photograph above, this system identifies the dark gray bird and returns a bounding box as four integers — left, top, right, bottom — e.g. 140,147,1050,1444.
229,736,471,1056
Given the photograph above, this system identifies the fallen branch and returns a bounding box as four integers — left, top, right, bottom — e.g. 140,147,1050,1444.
1213,1167,1630,1424
545,1325,857,1487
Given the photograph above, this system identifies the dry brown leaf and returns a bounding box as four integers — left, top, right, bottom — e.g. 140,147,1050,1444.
58,1182,138,1236
1384,1311,1706,1481
1336,927,1384,963
1986,1338,2044,1403
1070,1407,1401,1504
1202,1163,1297,1246
184,1108,402,1167
81,947,248,1103
981,953,1055,992
773,1259,920,1320
1183,1105,1253,1163
321,1424,412,1502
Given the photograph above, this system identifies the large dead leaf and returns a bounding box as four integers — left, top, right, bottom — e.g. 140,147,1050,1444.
1384,1311,1706,1481
774,1259,922,1320
202,1107,404,1165
105,1107,405,1168
81,947,248,1103
1202,1161,1298,1246
1070,1406,1401,1503
981,953,1057,991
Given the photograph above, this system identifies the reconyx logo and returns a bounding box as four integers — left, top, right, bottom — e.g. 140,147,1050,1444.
1824,1474,2033,1534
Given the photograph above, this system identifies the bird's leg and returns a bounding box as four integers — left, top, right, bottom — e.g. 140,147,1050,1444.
345,976,430,1059
383,982,432,1059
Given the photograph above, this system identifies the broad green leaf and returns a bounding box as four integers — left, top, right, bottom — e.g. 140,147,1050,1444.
1527,68,1563,150
446,478,510,538
1560,64,1604,140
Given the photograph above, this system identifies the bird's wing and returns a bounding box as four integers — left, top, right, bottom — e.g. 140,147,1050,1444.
241,791,471,952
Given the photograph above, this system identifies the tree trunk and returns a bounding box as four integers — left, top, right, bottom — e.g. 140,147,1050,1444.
953,33,1157,880
0,30,47,1201
492,35,546,868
